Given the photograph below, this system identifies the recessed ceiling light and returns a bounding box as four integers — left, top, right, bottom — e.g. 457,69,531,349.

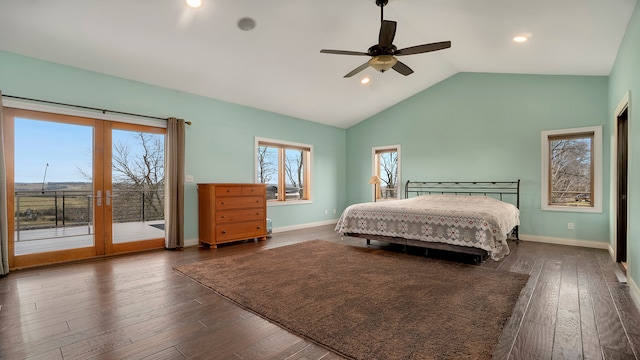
186,0,202,8
238,17,256,31
513,33,531,43
360,77,370,85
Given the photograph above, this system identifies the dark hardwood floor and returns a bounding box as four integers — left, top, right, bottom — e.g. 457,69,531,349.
0,224,639,359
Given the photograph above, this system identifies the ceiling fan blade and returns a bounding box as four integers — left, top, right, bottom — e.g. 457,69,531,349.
320,49,369,56
378,20,397,48
395,41,451,56
392,61,414,76
344,62,370,78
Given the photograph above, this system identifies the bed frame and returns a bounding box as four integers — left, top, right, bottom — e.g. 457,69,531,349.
346,180,520,264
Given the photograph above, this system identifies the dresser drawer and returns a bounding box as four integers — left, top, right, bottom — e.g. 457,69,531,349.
216,209,264,224
242,186,264,196
216,221,266,241
217,196,264,210
215,186,242,197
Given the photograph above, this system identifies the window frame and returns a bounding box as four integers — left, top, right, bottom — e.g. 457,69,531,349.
255,137,312,205
372,145,401,201
541,126,602,213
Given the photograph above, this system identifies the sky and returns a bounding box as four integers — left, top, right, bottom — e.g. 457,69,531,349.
14,117,163,183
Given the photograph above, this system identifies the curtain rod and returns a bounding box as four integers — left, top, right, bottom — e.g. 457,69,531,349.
1,94,192,125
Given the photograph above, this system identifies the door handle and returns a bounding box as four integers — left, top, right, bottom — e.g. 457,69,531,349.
93,190,102,206
106,190,118,206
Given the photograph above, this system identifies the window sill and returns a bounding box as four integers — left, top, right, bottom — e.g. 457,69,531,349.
541,205,602,214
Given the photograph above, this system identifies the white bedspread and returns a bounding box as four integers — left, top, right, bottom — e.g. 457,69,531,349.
335,194,520,260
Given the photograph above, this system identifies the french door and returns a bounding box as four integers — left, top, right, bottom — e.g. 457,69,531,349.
3,108,166,268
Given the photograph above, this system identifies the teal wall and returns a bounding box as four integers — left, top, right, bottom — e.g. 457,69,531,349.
609,3,640,287
346,72,610,242
3,3,640,285
0,50,347,242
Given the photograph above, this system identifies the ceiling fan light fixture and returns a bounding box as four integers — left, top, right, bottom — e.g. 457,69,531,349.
360,76,371,85
368,55,397,72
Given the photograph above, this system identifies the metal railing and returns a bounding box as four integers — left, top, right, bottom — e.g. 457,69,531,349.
14,189,164,241
550,190,591,204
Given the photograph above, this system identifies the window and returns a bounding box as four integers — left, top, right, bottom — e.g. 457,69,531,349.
256,137,312,203
541,126,602,212
372,145,401,201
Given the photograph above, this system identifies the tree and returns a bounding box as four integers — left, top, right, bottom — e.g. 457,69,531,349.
257,143,308,200
111,132,165,221
285,150,303,189
257,146,277,184
550,138,591,203
379,151,398,198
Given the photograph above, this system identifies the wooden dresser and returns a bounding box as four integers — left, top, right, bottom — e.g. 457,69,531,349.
197,183,268,248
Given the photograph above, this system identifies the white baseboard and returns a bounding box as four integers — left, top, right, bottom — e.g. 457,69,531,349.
184,237,199,247
608,243,615,258
628,276,640,311
272,219,338,233
181,220,338,247
519,234,610,249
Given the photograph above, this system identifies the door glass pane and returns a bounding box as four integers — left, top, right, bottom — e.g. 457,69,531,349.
111,129,165,243
14,118,94,255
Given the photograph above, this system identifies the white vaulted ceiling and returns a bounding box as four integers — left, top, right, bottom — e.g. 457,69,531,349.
0,0,636,128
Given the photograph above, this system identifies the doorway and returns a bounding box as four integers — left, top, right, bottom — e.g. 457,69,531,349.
616,104,629,264
3,108,166,268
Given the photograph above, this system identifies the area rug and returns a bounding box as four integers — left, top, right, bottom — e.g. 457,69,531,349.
174,240,529,360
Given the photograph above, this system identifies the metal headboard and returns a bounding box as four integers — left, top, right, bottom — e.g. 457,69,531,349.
404,180,521,208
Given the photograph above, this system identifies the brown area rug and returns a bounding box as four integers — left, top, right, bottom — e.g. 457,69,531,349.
174,240,529,360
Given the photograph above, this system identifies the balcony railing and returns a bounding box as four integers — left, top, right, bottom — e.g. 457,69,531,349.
14,189,164,241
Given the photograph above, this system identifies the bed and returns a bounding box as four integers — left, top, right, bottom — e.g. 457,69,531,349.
335,180,520,263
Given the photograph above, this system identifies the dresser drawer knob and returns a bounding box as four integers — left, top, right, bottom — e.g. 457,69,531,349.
220,202,224,205
221,215,225,219
221,230,227,234
227,189,231,192
257,226,261,230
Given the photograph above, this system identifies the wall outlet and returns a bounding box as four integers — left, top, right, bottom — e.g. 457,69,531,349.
333,208,336,214
324,209,328,215
568,222,575,230
185,175,194,183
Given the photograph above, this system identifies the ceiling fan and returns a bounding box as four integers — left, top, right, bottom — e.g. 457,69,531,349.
320,0,451,78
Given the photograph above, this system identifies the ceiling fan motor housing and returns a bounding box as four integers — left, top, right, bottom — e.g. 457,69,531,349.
368,44,397,56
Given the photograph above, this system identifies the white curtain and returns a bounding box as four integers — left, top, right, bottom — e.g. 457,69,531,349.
0,92,9,274
164,118,185,249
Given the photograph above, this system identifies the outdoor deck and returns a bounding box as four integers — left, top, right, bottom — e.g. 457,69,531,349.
14,220,165,255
